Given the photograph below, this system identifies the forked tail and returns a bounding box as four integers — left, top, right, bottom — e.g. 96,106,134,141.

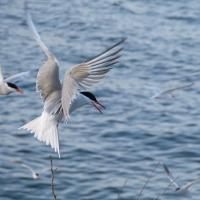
19,111,60,157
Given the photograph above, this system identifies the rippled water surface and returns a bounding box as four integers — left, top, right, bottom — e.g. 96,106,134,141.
1,0,200,199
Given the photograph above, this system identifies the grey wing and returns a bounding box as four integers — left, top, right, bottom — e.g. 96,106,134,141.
160,82,194,97
37,57,61,102
180,179,199,191
26,9,51,57
61,39,125,120
0,65,4,83
27,9,62,102
163,163,180,189
21,164,35,174
5,69,37,83
76,38,125,89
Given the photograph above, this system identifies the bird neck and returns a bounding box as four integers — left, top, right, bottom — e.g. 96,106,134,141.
69,94,90,114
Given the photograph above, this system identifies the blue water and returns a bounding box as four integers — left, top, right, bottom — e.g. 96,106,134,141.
0,0,200,199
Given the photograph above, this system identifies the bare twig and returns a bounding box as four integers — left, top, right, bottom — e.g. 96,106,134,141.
154,176,179,200
50,158,57,200
136,161,161,200
153,183,171,200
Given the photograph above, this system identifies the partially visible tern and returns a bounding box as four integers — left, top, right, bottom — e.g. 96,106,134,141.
163,163,199,192
152,82,194,99
0,65,25,95
20,11,125,157
21,163,51,180
10,159,50,179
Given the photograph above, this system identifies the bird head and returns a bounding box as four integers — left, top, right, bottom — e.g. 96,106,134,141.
80,91,105,113
7,82,23,94
32,173,39,180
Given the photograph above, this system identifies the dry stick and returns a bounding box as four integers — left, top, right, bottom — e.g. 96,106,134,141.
153,183,172,200
50,158,57,200
136,161,161,200
153,176,179,200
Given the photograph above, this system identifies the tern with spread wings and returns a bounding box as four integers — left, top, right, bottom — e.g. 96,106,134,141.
20,11,125,157
163,163,199,192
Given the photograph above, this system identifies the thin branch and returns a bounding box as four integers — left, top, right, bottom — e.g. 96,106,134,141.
50,158,57,200
154,176,179,200
136,161,161,200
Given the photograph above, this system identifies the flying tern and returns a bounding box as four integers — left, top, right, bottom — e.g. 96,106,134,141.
21,163,50,179
20,11,125,157
10,160,49,180
21,163,40,179
163,163,199,192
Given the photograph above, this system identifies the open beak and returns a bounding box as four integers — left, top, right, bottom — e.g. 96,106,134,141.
16,88,23,93
91,100,105,113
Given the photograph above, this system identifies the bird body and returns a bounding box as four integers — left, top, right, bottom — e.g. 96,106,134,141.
20,11,124,157
0,82,15,95
163,163,199,192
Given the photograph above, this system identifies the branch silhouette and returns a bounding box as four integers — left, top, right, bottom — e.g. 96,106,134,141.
50,157,57,200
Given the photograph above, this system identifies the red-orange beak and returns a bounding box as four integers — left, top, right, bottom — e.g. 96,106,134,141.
16,88,23,93
91,100,105,113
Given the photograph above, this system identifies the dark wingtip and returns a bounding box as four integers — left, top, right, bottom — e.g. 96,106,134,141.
97,100,106,109
163,163,170,174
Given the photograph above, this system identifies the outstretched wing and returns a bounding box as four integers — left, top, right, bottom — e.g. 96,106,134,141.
180,178,200,191
5,69,37,83
21,163,35,174
154,82,194,99
163,163,180,190
61,39,125,119
0,65,4,83
26,8,52,58
26,10,61,103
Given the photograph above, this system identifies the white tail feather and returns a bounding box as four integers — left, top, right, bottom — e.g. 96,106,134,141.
19,111,60,157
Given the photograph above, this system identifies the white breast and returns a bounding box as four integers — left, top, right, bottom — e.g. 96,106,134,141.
0,82,11,95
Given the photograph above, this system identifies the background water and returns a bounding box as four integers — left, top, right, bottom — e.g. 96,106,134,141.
0,0,200,199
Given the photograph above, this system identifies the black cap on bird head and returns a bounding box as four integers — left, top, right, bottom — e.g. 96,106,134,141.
7,82,23,93
80,91,105,113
